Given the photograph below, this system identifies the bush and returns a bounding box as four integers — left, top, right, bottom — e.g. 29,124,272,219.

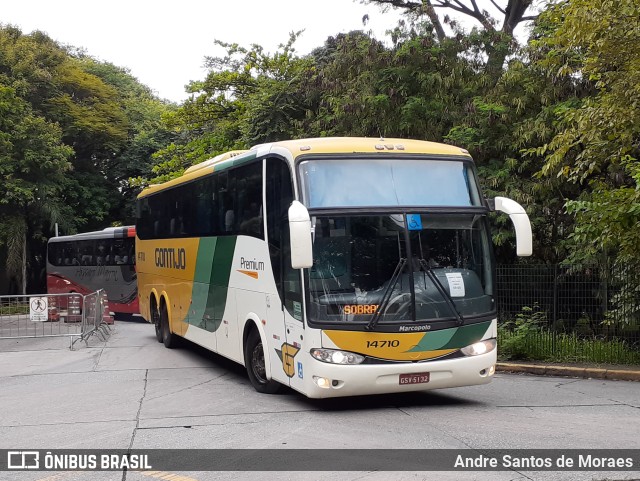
498,305,640,364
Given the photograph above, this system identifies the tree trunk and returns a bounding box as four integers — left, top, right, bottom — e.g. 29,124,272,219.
485,37,512,82
5,215,28,295
422,1,446,42
21,233,27,295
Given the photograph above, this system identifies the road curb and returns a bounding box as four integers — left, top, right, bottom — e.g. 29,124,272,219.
496,362,640,382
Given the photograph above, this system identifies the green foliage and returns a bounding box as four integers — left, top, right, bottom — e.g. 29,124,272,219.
2,0,638,298
80,58,176,221
0,25,174,293
531,0,640,269
137,12,577,265
0,302,29,315
498,305,640,364
361,0,537,81
149,22,501,184
147,33,311,184
305,26,488,140
0,85,72,203
498,304,547,359
0,82,73,293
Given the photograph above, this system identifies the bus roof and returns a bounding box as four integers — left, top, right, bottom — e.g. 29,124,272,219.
139,137,472,199
48,226,135,243
259,137,470,157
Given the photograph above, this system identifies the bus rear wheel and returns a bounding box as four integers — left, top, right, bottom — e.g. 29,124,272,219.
160,303,177,349
244,328,281,394
152,302,162,343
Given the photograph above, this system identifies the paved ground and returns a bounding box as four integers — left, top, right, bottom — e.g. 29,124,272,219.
1,320,639,481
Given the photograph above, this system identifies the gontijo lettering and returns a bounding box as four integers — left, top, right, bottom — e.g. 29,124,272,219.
155,248,186,269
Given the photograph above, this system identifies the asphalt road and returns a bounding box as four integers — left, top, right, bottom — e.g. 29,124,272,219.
0,320,638,481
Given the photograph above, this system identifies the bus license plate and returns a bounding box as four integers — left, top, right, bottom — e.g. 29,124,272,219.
399,372,430,385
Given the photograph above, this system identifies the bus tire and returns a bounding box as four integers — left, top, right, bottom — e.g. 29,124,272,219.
160,302,178,349
244,328,282,394
153,305,163,343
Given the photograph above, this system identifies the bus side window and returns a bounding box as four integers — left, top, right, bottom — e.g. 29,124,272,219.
224,200,235,232
236,162,263,238
49,243,62,266
128,241,135,265
217,171,235,234
192,176,214,236
63,246,74,265
96,241,108,265
266,157,298,315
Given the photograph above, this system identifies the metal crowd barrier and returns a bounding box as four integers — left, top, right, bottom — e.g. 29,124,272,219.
73,289,114,348
0,290,113,350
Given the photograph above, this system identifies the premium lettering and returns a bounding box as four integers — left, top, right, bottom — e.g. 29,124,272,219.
240,257,264,271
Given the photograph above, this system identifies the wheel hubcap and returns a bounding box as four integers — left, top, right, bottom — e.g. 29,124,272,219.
251,342,267,383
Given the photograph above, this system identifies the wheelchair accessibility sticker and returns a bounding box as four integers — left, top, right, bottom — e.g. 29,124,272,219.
407,214,422,231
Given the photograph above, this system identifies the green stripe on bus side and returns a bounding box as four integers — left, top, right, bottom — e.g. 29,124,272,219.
406,320,492,352
189,238,217,329
189,236,237,332
214,151,258,172
194,237,217,283
202,236,237,332
230,151,258,167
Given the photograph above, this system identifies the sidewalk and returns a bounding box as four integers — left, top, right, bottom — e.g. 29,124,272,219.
497,361,640,382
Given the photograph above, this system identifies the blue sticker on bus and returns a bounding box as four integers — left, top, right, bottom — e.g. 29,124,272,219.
407,214,422,231
297,362,303,379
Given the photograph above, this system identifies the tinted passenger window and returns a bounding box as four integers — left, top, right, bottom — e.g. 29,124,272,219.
136,160,264,240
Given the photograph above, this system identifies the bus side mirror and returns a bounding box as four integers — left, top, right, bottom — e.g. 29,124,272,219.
494,197,533,257
288,200,313,269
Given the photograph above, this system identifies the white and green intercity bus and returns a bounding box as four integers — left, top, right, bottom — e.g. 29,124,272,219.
135,137,532,399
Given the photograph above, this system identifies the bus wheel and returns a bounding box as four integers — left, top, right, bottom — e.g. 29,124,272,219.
160,303,177,349
151,301,162,343
244,328,281,394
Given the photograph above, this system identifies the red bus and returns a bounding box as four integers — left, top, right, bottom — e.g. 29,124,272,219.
46,226,139,319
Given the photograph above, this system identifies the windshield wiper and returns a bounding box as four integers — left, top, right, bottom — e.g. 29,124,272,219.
366,258,407,331
418,259,465,326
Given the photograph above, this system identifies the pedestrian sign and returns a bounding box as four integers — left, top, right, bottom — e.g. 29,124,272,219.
30,297,48,322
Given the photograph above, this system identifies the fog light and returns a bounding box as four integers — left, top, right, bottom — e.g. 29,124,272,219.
313,376,331,389
489,365,495,375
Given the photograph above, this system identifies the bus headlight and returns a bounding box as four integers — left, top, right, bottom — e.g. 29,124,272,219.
311,348,364,365
460,339,497,356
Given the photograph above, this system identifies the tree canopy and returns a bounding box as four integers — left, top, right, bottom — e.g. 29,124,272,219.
532,0,640,269
2,0,639,301
0,25,174,293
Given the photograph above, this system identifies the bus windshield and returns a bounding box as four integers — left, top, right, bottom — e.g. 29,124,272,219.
298,157,482,208
306,214,495,326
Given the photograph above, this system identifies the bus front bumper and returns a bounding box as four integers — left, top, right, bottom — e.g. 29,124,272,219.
301,350,497,399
